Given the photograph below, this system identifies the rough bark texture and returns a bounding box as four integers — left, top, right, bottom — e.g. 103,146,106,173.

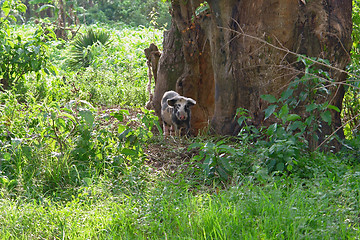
144,43,162,110
153,0,352,147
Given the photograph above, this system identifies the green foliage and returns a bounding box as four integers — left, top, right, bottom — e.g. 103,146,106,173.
0,0,26,21
62,26,162,107
85,0,171,28
189,109,260,183
257,56,340,172
195,1,210,16
342,0,360,139
67,28,111,70
191,56,342,177
190,140,237,182
0,0,56,91
0,94,159,198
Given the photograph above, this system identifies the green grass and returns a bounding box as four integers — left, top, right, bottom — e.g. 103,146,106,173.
1,169,359,239
1,24,360,239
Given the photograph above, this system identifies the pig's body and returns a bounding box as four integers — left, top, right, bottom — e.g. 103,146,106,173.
161,91,196,136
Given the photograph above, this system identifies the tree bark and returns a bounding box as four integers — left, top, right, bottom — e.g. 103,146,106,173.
153,0,352,147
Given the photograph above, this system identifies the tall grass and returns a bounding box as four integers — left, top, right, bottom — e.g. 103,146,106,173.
1,169,359,239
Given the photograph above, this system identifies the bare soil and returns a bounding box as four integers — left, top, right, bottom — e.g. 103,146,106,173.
98,107,199,173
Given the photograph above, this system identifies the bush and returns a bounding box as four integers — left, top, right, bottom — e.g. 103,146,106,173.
0,0,56,92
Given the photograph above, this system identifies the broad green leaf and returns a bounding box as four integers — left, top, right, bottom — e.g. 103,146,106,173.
217,166,229,180
43,67,50,75
276,162,285,171
299,91,308,101
218,145,236,155
261,94,277,103
267,123,277,135
16,3,27,12
203,156,214,166
56,118,66,128
327,104,340,112
37,4,54,12
306,103,317,112
118,128,132,140
188,142,203,150
0,0,5,10
264,104,278,120
286,114,301,121
286,164,293,171
79,109,94,127
29,0,52,4
219,157,232,172
267,159,277,170
60,112,76,123
2,1,10,16
111,112,124,121
320,110,332,125
288,121,305,131
117,124,126,134
9,15,16,22
6,39,14,48
280,88,294,101
79,100,95,110
0,176,9,185
236,107,249,116
121,148,137,156
279,104,289,120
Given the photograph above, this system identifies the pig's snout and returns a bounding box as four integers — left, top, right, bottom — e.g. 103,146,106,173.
178,114,186,120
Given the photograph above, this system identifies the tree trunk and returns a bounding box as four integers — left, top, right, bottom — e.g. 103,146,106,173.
55,0,67,39
153,0,352,148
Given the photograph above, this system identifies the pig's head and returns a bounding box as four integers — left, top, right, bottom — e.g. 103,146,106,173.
167,96,196,121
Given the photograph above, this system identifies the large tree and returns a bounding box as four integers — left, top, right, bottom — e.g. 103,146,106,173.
152,0,352,148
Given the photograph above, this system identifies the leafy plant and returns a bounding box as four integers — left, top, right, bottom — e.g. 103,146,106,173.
258,56,341,172
189,141,234,181
236,107,261,144
188,138,254,182
0,89,160,197
0,0,56,91
67,28,111,70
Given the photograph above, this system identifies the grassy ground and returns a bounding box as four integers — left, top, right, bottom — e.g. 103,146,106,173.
1,132,360,239
1,158,359,239
1,24,360,239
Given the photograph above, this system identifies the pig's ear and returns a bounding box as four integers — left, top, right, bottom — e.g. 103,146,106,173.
167,97,179,107
187,98,196,106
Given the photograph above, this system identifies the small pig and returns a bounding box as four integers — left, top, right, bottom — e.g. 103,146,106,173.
161,91,196,136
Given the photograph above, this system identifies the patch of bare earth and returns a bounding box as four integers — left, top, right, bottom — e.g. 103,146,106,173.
145,137,199,174
97,107,199,173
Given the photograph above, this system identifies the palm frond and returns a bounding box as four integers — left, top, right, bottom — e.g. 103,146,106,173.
67,28,111,70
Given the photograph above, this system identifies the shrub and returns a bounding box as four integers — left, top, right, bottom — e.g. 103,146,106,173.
67,28,111,70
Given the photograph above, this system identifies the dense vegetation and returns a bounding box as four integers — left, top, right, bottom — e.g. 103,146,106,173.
22,0,171,28
1,0,360,239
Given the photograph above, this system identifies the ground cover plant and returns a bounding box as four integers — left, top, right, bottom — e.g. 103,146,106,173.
1,1,360,239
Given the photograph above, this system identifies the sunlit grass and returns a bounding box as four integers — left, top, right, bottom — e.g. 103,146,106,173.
1,171,359,239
